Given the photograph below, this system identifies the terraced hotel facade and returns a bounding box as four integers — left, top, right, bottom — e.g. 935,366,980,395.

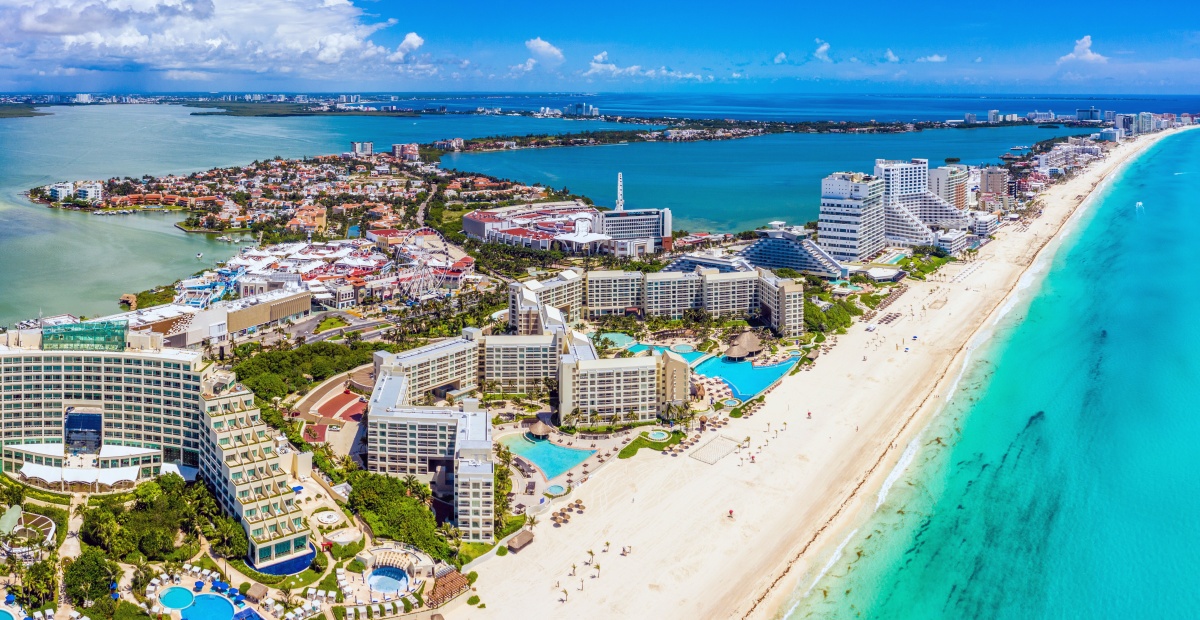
0,321,309,570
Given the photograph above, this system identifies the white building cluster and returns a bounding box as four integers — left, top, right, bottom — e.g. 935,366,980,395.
462,174,673,257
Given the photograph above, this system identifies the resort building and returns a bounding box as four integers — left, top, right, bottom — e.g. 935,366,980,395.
663,250,755,274
583,270,646,318
372,336,479,404
935,229,970,255
364,379,495,542
701,271,760,317
557,334,689,426
507,269,584,333
817,172,886,263
927,165,969,211
874,158,968,247
0,321,310,571
981,167,1011,195
478,333,558,394
595,174,673,252
739,222,845,278
642,271,705,318
757,270,806,338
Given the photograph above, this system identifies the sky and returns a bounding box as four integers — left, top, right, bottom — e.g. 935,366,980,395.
2,0,1200,94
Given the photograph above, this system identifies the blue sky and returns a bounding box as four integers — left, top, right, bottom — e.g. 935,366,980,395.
3,0,1200,93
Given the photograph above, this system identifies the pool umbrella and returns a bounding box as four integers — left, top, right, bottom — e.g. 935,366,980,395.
195,581,205,590
234,595,246,603
5,594,14,604
111,593,120,600
110,582,118,590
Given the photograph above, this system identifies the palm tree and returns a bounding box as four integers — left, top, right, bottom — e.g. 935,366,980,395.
561,588,568,602
526,514,538,531
570,563,576,576
587,549,594,565
594,563,600,578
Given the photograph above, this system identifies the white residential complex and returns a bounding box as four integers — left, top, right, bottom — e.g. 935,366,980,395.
740,222,845,277
0,321,310,570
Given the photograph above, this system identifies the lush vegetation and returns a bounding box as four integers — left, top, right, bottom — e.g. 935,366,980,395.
618,430,685,459
899,246,955,279
345,470,450,561
81,474,246,563
314,315,351,334
63,548,122,609
233,340,392,400
12,558,57,608
803,298,862,333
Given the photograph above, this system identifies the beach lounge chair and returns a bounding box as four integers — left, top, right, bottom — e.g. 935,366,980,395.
372,604,382,617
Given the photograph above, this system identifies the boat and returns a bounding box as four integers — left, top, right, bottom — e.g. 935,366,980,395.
196,252,204,260
216,235,232,242
1010,145,1030,150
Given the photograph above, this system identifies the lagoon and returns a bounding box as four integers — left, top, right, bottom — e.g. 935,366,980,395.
0,105,632,326
444,125,1094,233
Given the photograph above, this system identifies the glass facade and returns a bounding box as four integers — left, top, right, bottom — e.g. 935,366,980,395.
41,320,128,352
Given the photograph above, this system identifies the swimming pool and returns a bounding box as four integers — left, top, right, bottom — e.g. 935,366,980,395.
831,280,864,292
694,356,797,401
723,399,741,407
884,253,907,265
0,610,13,620
500,434,595,480
672,344,696,353
646,430,670,441
597,332,635,348
250,543,316,575
626,343,707,365
160,586,195,610
182,594,234,620
546,484,566,495
366,566,410,594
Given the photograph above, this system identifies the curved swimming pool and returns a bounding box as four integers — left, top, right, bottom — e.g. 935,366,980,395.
182,594,234,620
366,566,410,594
159,586,195,610
546,484,566,495
499,434,594,480
0,610,16,620
695,356,797,401
646,430,670,441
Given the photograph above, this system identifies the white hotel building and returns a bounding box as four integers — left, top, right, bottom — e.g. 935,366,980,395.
0,322,310,570
817,172,885,263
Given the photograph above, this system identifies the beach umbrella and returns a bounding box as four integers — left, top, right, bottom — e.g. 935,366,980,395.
574,499,582,505
111,593,120,600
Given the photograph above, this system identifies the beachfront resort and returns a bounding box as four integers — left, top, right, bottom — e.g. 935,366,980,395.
0,111,1192,620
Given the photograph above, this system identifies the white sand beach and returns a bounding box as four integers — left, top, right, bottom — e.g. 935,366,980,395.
450,127,1193,620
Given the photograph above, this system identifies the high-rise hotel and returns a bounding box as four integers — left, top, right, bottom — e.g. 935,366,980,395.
0,321,310,570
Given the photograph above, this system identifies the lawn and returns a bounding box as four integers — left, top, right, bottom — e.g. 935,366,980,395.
618,430,684,459
314,315,351,334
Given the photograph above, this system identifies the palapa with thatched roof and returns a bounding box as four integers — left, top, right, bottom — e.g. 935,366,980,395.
507,530,534,552
724,331,763,360
528,420,553,437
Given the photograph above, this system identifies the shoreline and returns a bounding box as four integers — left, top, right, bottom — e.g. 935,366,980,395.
460,126,1194,620
747,124,1197,619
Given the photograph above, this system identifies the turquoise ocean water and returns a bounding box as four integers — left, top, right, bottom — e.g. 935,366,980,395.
784,128,1200,618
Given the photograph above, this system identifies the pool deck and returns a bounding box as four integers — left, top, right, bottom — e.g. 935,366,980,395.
495,426,646,513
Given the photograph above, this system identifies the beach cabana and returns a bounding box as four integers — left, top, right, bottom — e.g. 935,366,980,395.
527,420,552,438
507,530,534,552
246,583,268,603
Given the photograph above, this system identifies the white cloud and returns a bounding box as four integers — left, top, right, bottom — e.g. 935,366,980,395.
884,49,899,63
510,58,537,73
1058,35,1107,64
773,52,787,64
164,70,212,81
916,54,947,63
583,51,709,81
974,56,983,63
0,0,428,80
813,38,831,62
525,37,563,65
387,32,424,63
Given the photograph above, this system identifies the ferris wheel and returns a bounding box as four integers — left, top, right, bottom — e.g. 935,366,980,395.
394,227,454,300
